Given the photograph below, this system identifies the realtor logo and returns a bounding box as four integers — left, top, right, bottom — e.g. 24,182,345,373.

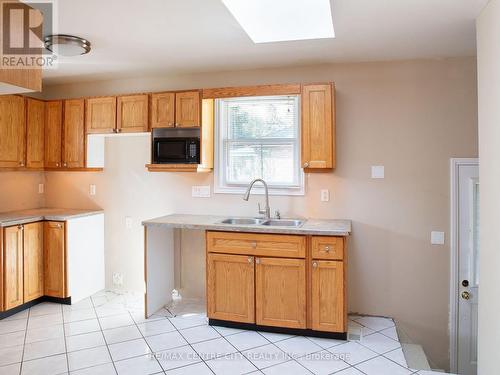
1,0,56,68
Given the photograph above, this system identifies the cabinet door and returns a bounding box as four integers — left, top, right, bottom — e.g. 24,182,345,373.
26,98,45,169
255,257,306,329
151,92,175,128
0,95,26,168
45,100,63,168
301,83,335,170
117,94,149,133
3,226,24,310
86,96,117,134
44,221,67,298
175,91,201,127
311,260,346,332
63,99,85,168
207,253,255,323
23,222,44,302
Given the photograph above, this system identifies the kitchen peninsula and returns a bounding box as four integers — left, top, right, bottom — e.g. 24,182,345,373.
143,214,351,339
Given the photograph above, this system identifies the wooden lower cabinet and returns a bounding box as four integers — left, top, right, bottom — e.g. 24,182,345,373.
3,226,24,310
255,257,306,329
207,253,255,323
44,221,67,298
206,231,347,335
311,260,345,332
23,222,44,302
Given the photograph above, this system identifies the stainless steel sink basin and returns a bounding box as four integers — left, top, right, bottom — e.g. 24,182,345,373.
261,219,305,227
219,218,268,225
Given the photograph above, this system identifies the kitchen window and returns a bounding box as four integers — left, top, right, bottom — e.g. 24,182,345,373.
215,95,304,195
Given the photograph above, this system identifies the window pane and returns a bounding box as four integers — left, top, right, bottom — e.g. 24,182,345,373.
261,144,296,185
226,143,262,184
226,97,296,139
226,142,297,186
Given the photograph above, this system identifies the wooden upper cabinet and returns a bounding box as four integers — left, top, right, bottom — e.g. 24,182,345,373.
207,253,255,323
44,221,67,298
23,222,44,302
86,96,117,134
3,225,24,310
301,83,335,170
26,98,45,169
311,260,346,332
255,257,306,329
117,94,149,133
45,100,63,168
175,91,201,127
0,95,26,168
151,92,175,128
63,99,85,168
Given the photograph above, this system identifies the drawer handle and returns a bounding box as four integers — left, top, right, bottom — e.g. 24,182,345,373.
251,242,257,248
255,258,260,265
325,246,331,252
312,261,318,268
247,256,253,264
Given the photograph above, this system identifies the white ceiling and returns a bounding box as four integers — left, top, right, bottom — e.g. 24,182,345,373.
43,0,487,85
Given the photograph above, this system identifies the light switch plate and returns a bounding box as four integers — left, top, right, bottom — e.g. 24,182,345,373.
371,166,385,179
431,231,445,245
320,189,330,202
192,185,211,198
38,183,44,194
89,184,96,196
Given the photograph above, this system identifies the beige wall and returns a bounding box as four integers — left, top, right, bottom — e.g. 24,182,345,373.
476,1,500,374
41,58,477,370
0,172,44,212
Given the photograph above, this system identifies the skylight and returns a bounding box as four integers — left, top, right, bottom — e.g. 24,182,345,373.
221,0,335,43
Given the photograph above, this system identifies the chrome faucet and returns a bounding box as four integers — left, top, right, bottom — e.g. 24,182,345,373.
243,178,271,219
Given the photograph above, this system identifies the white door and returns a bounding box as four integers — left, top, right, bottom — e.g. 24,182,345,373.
457,163,479,375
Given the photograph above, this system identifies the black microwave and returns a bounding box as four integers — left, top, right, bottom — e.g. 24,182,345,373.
153,137,200,164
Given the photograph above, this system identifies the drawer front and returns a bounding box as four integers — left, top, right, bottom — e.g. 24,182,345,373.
311,236,344,260
207,231,306,258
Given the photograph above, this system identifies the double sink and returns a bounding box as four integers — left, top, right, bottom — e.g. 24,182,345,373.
219,217,305,228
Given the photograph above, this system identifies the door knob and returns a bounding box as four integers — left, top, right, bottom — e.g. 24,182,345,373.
461,291,471,300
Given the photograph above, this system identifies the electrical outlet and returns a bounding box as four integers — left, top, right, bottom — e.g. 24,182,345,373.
38,183,44,194
192,185,211,198
125,216,132,229
112,272,124,287
89,184,96,196
320,189,330,202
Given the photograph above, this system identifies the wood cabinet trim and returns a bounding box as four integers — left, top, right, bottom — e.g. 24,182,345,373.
202,84,301,99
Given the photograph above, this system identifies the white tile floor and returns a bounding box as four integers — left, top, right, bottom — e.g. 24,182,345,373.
0,291,448,375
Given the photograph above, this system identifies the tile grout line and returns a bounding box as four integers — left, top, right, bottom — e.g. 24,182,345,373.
17,305,31,375
90,293,120,375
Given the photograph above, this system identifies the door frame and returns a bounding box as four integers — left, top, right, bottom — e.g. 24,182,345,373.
449,157,479,373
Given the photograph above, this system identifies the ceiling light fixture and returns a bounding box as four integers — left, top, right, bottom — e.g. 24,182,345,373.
44,34,91,56
222,0,335,43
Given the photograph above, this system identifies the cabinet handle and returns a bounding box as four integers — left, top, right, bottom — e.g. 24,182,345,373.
19,161,24,167
113,128,117,133
250,241,257,248
325,246,330,252
17,225,23,230
63,162,67,167
56,162,60,167
255,258,260,265
175,123,180,127
312,261,318,268
247,256,253,264
303,162,309,168
117,128,121,133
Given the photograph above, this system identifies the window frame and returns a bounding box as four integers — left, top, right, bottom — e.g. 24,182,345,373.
214,95,305,196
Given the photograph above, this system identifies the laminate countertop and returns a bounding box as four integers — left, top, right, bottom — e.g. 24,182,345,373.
0,208,104,227
142,214,351,236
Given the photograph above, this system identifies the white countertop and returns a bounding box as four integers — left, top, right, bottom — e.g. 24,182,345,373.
0,208,104,227
142,214,351,236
